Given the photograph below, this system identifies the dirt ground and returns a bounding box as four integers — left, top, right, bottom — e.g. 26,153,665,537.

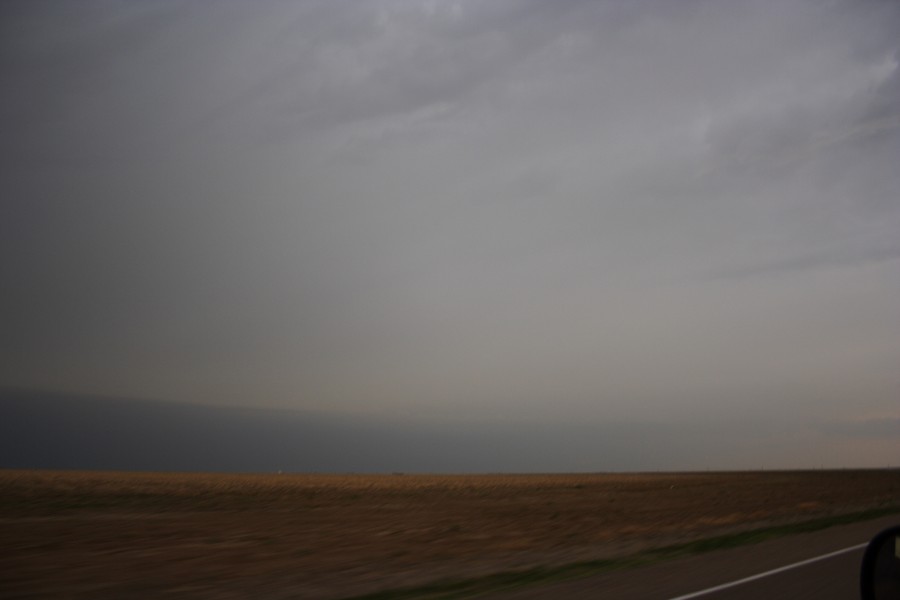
2,469,898,599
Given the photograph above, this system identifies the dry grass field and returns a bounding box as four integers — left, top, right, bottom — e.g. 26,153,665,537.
2,469,899,599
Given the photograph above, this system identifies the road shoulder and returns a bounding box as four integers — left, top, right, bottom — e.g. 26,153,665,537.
481,514,900,599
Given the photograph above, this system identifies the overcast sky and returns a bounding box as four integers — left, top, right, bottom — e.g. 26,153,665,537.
2,0,899,470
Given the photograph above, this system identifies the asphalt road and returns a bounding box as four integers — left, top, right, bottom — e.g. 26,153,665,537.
483,514,899,600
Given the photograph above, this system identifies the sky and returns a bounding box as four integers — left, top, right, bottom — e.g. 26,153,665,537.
2,0,899,471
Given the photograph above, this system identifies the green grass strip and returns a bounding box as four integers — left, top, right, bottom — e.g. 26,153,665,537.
343,505,900,600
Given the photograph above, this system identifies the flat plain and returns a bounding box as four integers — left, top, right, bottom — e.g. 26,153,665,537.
2,469,898,599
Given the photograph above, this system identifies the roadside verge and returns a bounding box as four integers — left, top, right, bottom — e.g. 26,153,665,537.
344,506,900,600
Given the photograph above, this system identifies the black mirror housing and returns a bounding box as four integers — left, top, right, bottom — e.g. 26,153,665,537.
861,525,900,600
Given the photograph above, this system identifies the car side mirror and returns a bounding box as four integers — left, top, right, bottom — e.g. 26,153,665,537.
861,525,900,600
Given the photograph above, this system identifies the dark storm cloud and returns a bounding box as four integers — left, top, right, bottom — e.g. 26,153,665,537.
2,0,899,470
0,388,843,472
821,417,900,440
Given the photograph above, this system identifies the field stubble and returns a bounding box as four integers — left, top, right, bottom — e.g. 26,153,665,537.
1,469,898,599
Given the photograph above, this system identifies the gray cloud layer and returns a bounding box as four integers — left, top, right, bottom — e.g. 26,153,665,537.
2,0,898,469
3,389,892,473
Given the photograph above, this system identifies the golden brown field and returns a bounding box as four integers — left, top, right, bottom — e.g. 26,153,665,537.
2,469,899,599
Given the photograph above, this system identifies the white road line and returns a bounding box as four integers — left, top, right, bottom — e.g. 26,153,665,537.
666,542,868,600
